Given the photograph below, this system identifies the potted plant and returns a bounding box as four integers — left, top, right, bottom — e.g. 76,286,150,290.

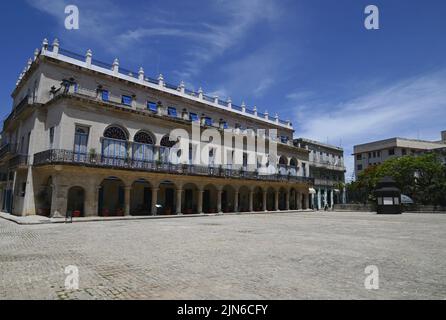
102,208,109,217
89,148,97,163
72,210,81,218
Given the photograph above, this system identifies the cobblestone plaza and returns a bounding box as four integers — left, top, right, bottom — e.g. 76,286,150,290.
1,211,445,300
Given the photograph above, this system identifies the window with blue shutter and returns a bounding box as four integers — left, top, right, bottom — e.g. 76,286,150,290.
121,95,132,106
189,113,198,122
168,107,177,118
101,90,109,102
204,117,213,126
147,101,157,113
222,121,228,129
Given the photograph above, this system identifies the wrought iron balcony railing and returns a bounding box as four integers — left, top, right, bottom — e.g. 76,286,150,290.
33,149,314,184
8,154,29,168
0,143,19,161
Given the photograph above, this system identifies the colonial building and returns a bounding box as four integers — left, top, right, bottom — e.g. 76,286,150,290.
0,39,313,218
294,138,346,209
353,131,446,178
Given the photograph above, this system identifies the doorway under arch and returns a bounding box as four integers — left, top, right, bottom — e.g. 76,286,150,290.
98,177,125,216
67,186,85,217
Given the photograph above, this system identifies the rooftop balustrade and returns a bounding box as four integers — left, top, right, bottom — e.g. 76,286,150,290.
18,39,293,129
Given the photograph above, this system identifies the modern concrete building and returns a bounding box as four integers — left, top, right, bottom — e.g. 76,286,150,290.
0,39,314,218
353,132,446,178
294,138,346,210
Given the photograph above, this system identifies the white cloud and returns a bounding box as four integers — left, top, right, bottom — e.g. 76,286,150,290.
27,0,282,80
294,70,446,178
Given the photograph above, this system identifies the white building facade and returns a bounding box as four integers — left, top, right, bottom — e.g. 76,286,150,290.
294,138,346,210
0,39,314,218
353,133,446,178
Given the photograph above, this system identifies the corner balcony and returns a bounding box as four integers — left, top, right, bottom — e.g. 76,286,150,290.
33,149,314,185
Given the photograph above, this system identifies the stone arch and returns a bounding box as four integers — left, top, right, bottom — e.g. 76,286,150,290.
130,178,152,216
279,187,288,211
238,185,250,212
253,186,264,212
98,177,126,216
67,186,85,217
203,184,218,213
290,187,298,210
158,180,177,215
182,183,199,214
267,187,276,211
222,185,236,213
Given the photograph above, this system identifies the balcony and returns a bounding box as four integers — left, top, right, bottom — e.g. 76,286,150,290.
3,96,31,129
309,157,346,171
0,143,19,162
33,149,314,185
313,178,343,187
8,154,30,168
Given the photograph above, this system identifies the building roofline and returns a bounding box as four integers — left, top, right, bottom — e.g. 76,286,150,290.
353,137,446,153
294,137,344,152
13,39,294,131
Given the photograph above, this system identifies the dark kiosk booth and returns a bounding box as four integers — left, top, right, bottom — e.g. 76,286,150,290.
374,176,402,215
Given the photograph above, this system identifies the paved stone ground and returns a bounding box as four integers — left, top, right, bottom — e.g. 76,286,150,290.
0,211,445,300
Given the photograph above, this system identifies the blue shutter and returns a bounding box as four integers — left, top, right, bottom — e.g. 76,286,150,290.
168,107,177,117
148,102,157,113
121,95,132,105
102,90,109,101
223,122,228,129
189,113,198,122
205,117,213,126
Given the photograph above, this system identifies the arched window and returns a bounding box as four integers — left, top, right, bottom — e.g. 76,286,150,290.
133,131,155,163
103,126,128,164
134,131,154,145
104,126,127,141
289,158,298,176
279,156,288,165
160,135,176,148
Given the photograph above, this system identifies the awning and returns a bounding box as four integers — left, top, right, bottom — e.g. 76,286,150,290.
401,194,414,204
309,188,316,194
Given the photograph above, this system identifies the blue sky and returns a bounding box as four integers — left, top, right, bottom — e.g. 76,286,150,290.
1,0,446,178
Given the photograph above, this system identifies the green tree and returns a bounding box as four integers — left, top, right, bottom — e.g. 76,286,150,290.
346,153,446,205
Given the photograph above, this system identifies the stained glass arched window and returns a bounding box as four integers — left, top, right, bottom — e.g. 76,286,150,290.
134,131,154,145
104,126,127,141
279,156,288,165
160,135,176,148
